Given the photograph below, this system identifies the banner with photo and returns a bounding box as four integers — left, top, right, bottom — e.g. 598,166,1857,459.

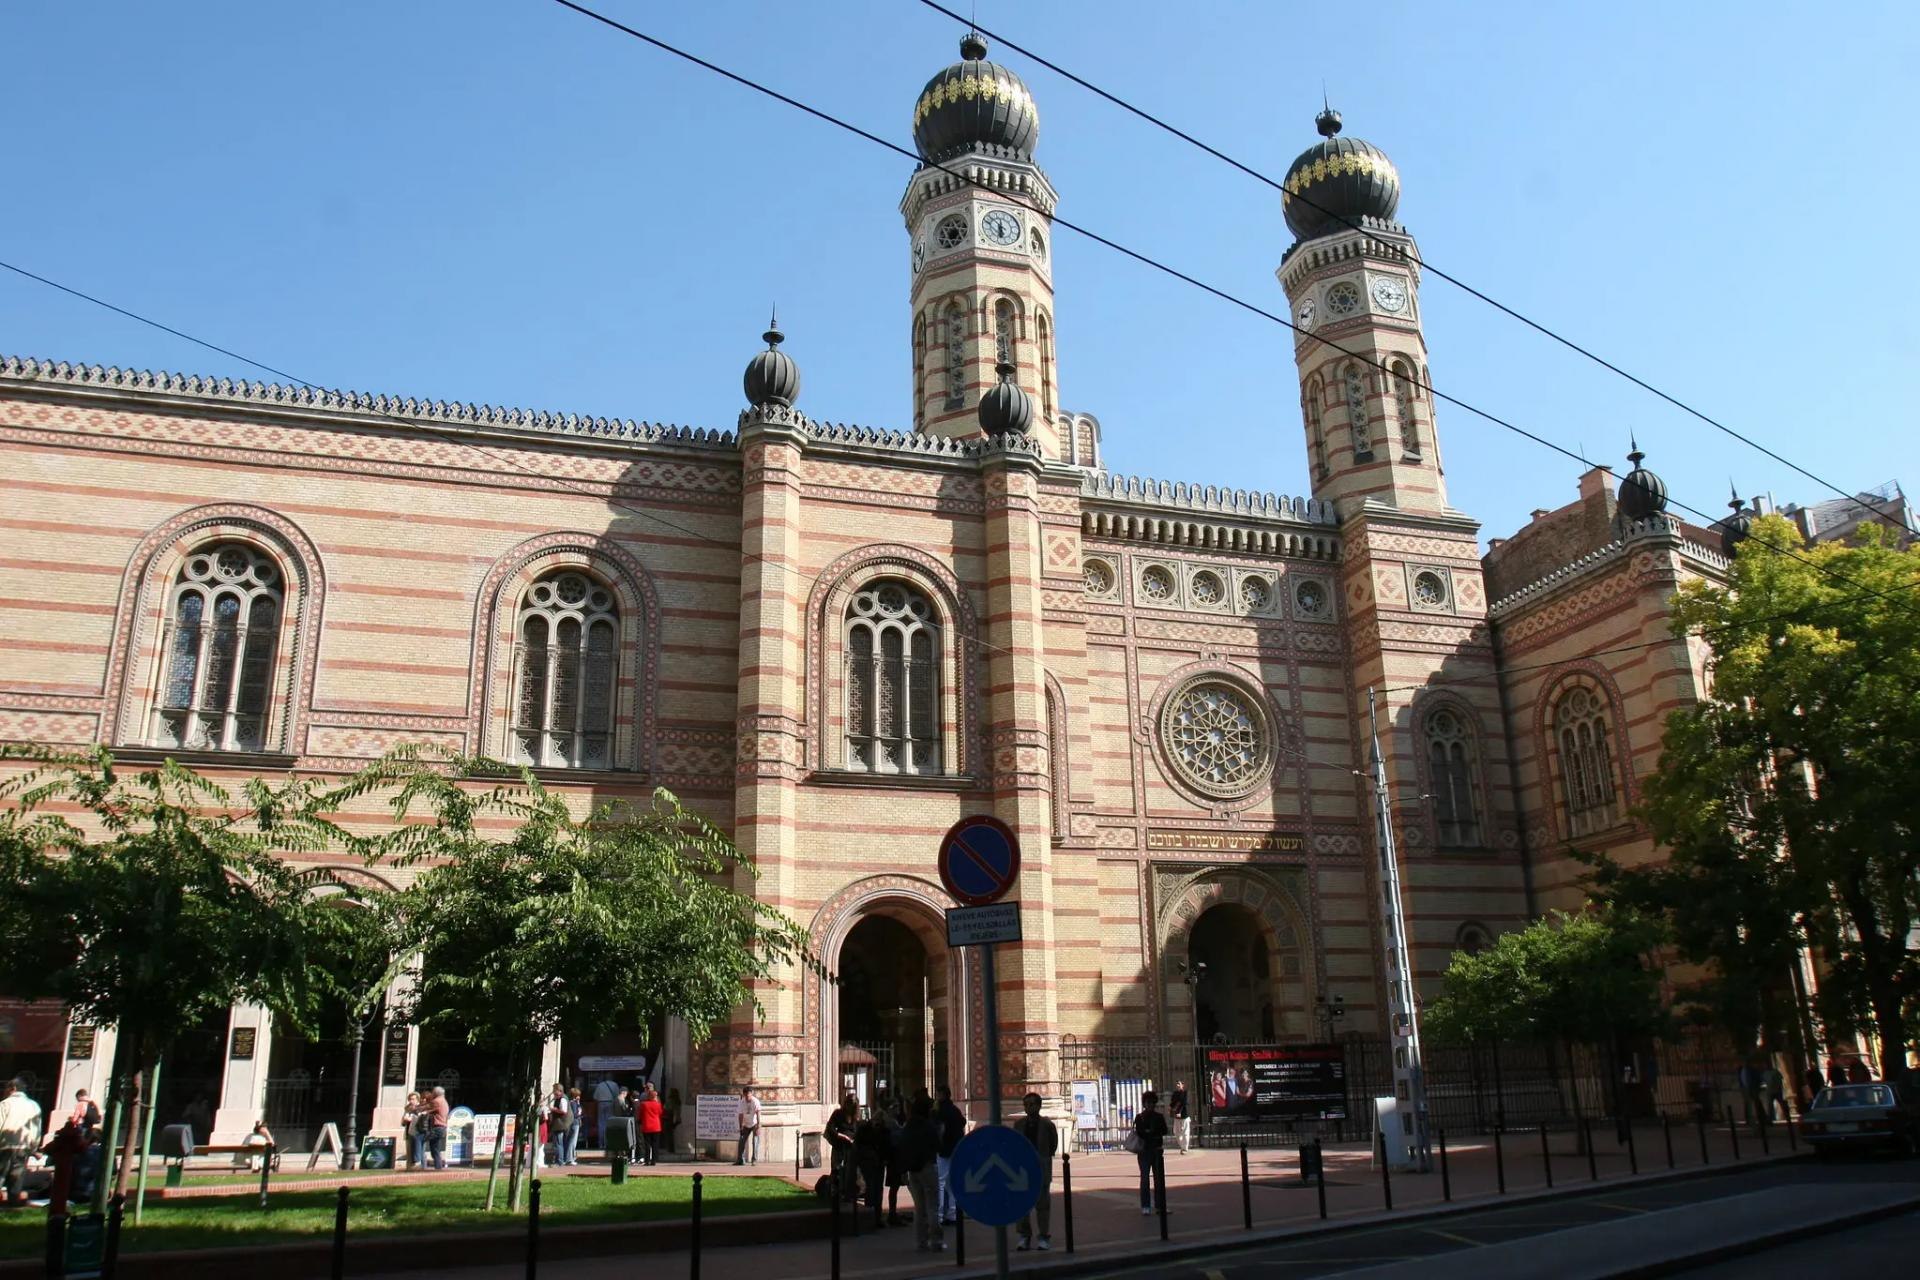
1205,1044,1347,1124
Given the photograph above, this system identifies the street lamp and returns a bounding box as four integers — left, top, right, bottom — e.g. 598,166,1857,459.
1315,993,1346,1040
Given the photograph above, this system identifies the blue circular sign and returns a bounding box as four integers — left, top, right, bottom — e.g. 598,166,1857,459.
938,815,1020,906
948,1124,1047,1227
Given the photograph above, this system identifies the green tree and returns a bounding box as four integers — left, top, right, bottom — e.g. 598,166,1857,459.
1636,515,1920,1078
0,747,362,1203
1426,910,1669,1049
369,756,811,1211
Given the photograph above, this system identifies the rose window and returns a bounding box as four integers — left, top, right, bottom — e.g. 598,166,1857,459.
1190,571,1225,606
1140,565,1175,601
1240,576,1271,611
1162,680,1272,799
1083,559,1114,596
935,214,969,249
1295,579,1328,618
1413,572,1447,607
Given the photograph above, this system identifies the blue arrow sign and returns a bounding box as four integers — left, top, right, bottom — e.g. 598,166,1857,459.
948,1124,1046,1227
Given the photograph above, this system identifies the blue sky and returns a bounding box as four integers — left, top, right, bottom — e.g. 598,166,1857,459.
4,1,1914,545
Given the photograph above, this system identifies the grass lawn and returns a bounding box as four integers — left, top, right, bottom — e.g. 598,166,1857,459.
0,1176,810,1260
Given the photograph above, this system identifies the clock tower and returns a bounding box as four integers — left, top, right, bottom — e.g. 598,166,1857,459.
903,34,1063,458
1277,109,1446,518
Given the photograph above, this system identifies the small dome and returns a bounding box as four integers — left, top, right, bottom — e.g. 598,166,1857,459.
1616,442,1669,519
743,317,800,409
978,362,1034,436
912,33,1040,164
1720,486,1756,556
1282,108,1401,242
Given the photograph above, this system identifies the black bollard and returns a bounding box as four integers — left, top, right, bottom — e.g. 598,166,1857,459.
1377,1128,1392,1212
1438,1129,1451,1201
1725,1106,1741,1160
259,1144,276,1211
45,1210,66,1279
1539,1123,1553,1189
1494,1127,1506,1194
954,1206,964,1267
1155,1152,1169,1241
332,1186,349,1280
526,1177,541,1280
1663,1115,1674,1170
1315,1140,1327,1220
1786,1115,1797,1152
1584,1120,1598,1181
829,1188,841,1280
1625,1118,1638,1175
1240,1143,1252,1230
102,1194,125,1280
1061,1152,1075,1253
690,1172,702,1280
1758,1114,1770,1156
1697,1114,1710,1165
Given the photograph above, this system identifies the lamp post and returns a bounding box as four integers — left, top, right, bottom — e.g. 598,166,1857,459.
1178,959,1208,1087
1314,994,1346,1041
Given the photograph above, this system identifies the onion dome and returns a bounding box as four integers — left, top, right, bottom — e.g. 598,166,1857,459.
742,314,800,409
1281,107,1401,242
978,361,1034,436
1721,484,1756,555
1616,439,1669,520
912,33,1040,164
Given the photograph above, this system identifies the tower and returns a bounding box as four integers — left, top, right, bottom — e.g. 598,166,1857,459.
1277,109,1444,518
902,34,1063,458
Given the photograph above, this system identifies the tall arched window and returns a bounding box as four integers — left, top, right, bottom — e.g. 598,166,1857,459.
1304,375,1328,478
1343,363,1372,458
943,302,967,409
1392,360,1420,457
1425,708,1480,847
912,313,927,431
1036,311,1054,420
994,299,1016,370
1554,686,1619,835
844,580,939,775
512,570,619,769
152,542,283,751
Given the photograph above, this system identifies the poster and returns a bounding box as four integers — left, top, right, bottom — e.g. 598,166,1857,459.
470,1112,517,1162
1205,1044,1346,1123
381,1024,410,1087
695,1094,738,1142
1070,1081,1101,1131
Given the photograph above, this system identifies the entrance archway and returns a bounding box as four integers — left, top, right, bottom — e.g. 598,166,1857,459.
1161,869,1313,1045
837,913,945,1105
1189,904,1274,1043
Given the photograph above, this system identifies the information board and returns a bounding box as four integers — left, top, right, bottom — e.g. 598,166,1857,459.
695,1094,738,1141
1205,1043,1347,1123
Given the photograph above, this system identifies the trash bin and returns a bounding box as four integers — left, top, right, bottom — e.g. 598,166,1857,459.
1298,1141,1322,1183
608,1118,635,1185
801,1130,823,1170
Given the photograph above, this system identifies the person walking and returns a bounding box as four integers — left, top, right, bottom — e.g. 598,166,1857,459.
935,1084,966,1224
637,1085,664,1167
1131,1090,1169,1216
1015,1092,1059,1251
1762,1064,1786,1121
825,1093,859,1203
0,1079,43,1207
900,1095,944,1253
734,1086,761,1165
425,1085,451,1170
1168,1080,1191,1154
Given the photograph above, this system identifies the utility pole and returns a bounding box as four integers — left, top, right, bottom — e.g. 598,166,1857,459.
1365,687,1430,1172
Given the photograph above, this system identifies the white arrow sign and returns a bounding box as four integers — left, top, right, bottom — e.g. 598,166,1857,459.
962,1152,1032,1195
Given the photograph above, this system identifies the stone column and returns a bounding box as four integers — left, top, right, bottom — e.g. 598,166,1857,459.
210,1002,272,1144
54,1020,114,1120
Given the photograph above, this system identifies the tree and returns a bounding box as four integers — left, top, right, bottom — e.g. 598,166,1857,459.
369,756,811,1211
1636,515,1920,1079
0,747,363,1203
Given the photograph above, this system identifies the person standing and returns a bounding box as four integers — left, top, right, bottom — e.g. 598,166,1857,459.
734,1086,761,1165
1168,1080,1190,1154
544,1084,569,1167
934,1084,966,1224
882,1091,909,1225
1015,1092,1059,1252
68,1090,100,1139
592,1076,621,1150
1131,1090,1169,1215
824,1093,859,1203
637,1085,664,1167
401,1091,425,1169
900,1095,944,1253
425,1085,451,1170
562,1088,583,1166
0,1079,43,1207
854,1101,890,1228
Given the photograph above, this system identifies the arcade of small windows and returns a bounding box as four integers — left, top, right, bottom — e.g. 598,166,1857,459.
510,571,618,770
844,580,940,775
152,542,283,752
994,299,1016,370
1554,685,1620,835
1305,375,1328,479
1343,364,1372,459
1391,360,1420,458
943,303,966,409
1424,708,1480,847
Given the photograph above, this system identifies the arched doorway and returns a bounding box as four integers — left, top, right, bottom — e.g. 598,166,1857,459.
836,912,946,1105
1189,904,1275,1043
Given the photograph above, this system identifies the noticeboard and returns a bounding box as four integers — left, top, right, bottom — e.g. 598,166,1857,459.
229,1027,256,1060
695,1094,738,1142
1205,1043,1347,1124
382,1023,410,1087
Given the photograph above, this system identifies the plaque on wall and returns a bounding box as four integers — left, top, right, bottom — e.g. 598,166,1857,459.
229,1027,256,1060
68,1025,97,1061
382,1023,411,1087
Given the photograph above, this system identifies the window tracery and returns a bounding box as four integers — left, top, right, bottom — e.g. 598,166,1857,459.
944,302,966,409
1392,360,1420,456
1343,364,1372,458
152,542,283,752
844,580,940,774
1554,685,1620,834
511,571,618,769
1305,375,1328,478
1425,708,1480,847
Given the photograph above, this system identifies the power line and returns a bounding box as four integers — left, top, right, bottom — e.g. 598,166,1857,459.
540,0,1920,623
912,0,1908,536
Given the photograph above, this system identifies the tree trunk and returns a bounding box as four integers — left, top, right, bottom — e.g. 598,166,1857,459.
111,1059,148,1202
90,1033,131,1215
482,1108,510,1212
1870,988,1907,1082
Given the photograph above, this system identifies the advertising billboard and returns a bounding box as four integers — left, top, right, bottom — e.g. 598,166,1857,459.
1205,1043,1347,1123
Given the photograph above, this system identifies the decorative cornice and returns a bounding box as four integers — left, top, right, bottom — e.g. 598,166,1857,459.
1080,472,1336,526
1486,514,1691,617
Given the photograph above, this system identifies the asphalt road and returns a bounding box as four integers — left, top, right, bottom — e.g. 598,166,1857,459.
1078,1154,1920,1278
1664,1209,1920,1275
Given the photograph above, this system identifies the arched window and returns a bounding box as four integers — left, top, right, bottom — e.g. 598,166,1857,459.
1554,686,1619,835
943,302,967,409
1456,923,1492,956
1425,708,1480,847
1343,363,1372,458
912,313,927,431
511,570,619,769
1392,360,1420,457
994,299,1016,370
1304,375,1328,479
844,580,939,774
152,542,283,751
1036,311,1054,420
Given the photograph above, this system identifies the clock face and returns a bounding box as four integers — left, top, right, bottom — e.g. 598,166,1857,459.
981,209,1021,246
934,214,969,250
1325,281,1362,316
1371,277,1409,313
1296,299,1317,331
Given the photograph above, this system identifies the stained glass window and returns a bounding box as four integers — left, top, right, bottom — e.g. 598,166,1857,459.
512,571,619,768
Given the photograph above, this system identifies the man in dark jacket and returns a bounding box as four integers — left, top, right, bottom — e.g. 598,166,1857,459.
899,1096,944,1252
854,1102,892,1226
935,1084,967,1224
824,1094,860,1203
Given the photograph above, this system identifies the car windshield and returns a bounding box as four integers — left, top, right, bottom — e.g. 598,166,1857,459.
1816,1085,1891,1108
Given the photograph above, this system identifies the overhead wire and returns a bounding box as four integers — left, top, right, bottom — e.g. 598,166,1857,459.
911,0,1909,535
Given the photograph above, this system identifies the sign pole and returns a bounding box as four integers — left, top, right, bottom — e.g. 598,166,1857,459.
982,942,1009,1280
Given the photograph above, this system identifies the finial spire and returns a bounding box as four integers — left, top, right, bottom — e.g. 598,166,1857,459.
1728,479,1743,512
1627,432,1644,466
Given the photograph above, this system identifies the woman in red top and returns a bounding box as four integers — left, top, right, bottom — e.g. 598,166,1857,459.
637,1085,664,1167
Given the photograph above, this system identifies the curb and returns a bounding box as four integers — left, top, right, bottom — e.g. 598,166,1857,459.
1606,1190,1920,1280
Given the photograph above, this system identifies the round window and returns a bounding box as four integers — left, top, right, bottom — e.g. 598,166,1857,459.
1140,565,1175,601
1294,579,1328,618
1240,576,1272,612
1190,571,1225,606
1161,679,1273,800
935,214,969,249
1414,571,1448,607
1084,559,1114,596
